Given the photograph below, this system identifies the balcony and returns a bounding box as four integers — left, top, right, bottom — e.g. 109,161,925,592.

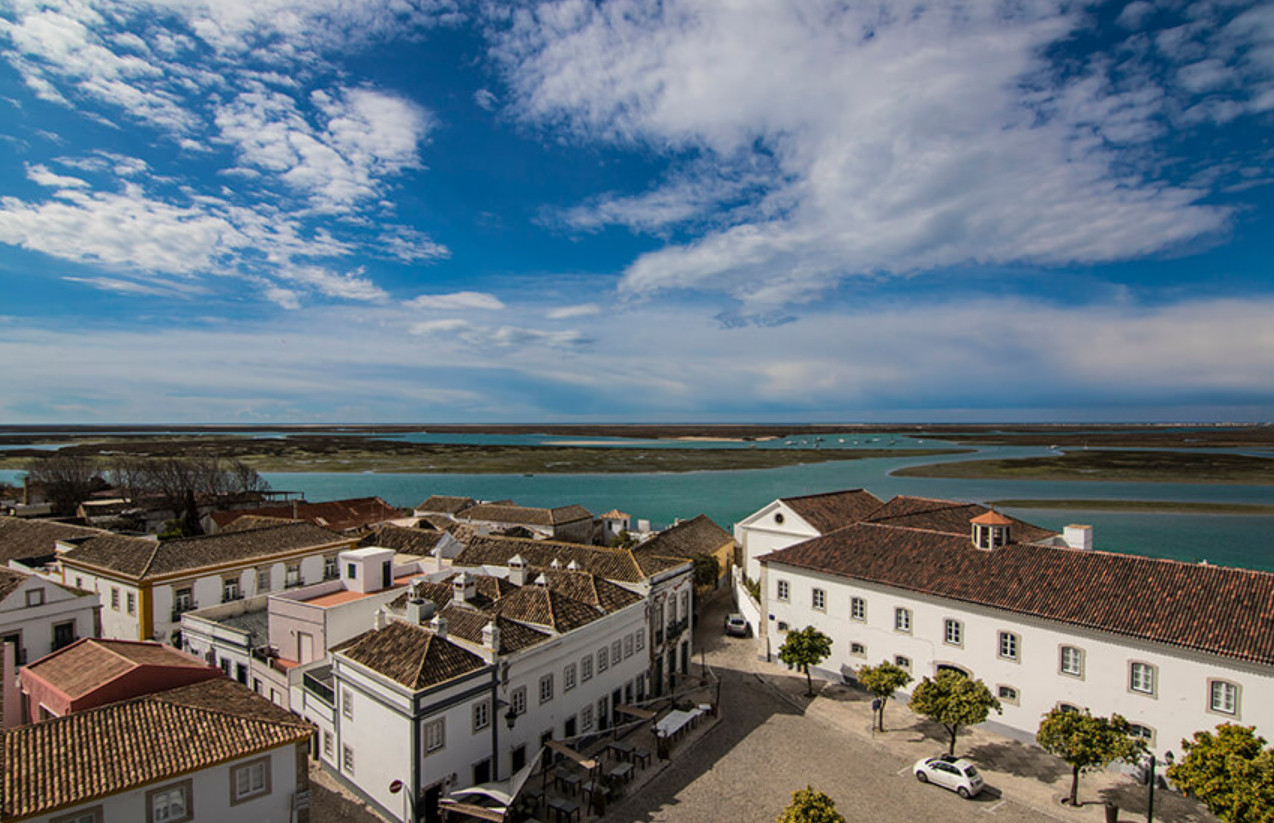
303,667,335,705
665,617,690,642
171,602,198,623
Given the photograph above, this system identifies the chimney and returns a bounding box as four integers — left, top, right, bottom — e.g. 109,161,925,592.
452,572,476,604
430,614,448,639
405,598,436,625
534,573,549,587
567,560,580,571
550,558,562,569
21,476,29,507
482,620,500,651
292,500,299,520
1063,525,1093,551
508,554,526,587
374,608,387,631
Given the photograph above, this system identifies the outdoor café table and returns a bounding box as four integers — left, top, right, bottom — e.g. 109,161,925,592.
607,762,634,784
607,740,634,761
653,709,695,740
632,748,652,768
580,780,599,804
555,772,582,795
523,787,544,810
547,796,581,822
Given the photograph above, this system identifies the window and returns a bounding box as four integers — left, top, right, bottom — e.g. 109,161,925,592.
341,690,353,720
894,655,911,670
998,685,1019,703
324,555,338,580
812,588,826,611
285,564,301,587
52,621,76,650
635,629,645,651
424,717,446,753
126,591,136,615
850,642,866,656
231,758,270,804
1060,646,1084,677
51,808,102,823
222,578,240,603
564,662,577,691
473,699,490,732
1058,703,1080,714
774,512,785,524
597,647,609,672
511,686,527,716
539,674,554,704
581,655,593,681
894,607,911,633
323,731,333,757
943,619,962,646
148,780,192,823
1209,680,1239,715
581,704,594,731
612,639,622,664
111,587,120,610
74,576,84,590
624,634,634,659
175,587,193,613
681,591,690,618
998,631,1019,661
257,569,271,592
342,744,355,774
1130,662,1155,695
346,563,356,580
777,621,789,632
25,589,44,608
850,597,866,621
776,580,790,601
1129,724,1155,745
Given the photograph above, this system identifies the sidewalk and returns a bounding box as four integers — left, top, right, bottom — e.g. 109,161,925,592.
748,655,1218,823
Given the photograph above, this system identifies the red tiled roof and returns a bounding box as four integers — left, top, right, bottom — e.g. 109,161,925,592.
635,515,733,560
21,639,217,700
863,496,1057,543
970,509,1014,526
340,621,485,690
779,489,884,534
211,497,405,532
760,522,1274,665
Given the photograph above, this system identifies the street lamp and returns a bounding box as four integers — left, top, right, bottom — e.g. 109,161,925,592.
1146,750,1174,823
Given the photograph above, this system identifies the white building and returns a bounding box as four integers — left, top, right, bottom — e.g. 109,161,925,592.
181,547,425,708
56,522,358,645
453,534,696,697
734,488,883,580
0,568,99,668
756,494,1274,757
0,677,313,823
299,566,649,822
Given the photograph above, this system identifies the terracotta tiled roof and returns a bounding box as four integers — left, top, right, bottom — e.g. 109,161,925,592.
61,522,352,581
363,525,444,556
635,515,733,560
493,585,603,633
971,509,1014,526
460,503,593,528
540,571,643,613
0,517,105,564
760,522,1274,665
600,510,630,520
341,621,485,690
415,496,477,515
455,535,654,583
21,639,216,700
863,496,1057,543
0,570,26,603
211,497,405,532
220,514,295,532
436,606,551,654
779,489,885,534
0,678,311,820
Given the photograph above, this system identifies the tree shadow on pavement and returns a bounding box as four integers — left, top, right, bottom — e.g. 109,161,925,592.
1097,782,1219,823
966,740,1068,783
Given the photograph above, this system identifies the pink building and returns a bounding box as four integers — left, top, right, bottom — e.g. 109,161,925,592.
19,637,222,722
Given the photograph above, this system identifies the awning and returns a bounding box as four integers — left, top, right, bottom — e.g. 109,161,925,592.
545,739,597,770
615,703,656,720
437,799,506,822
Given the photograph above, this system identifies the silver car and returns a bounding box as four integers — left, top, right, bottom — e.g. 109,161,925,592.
913,755,984,798
724,613,750,637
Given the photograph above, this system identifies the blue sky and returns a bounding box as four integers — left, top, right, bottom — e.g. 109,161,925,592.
1,0,1272,423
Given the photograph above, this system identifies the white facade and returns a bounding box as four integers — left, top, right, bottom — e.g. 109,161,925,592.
0,573,99,666
762,561,1274,756
734,499,822,581
21,742,306,823
306,593,649,823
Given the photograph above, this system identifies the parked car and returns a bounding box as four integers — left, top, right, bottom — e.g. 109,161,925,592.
724,613,750,637
913,755,984,798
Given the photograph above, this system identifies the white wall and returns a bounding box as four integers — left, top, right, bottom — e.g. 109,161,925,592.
735,501,820,580
0,577,98,664
27,743,304,823
764,562,1274,756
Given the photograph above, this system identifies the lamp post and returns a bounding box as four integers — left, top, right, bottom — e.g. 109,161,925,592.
389,778,414,823
1146,750,1174,823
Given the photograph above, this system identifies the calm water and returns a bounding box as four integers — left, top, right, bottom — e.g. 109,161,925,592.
4,436,1273,571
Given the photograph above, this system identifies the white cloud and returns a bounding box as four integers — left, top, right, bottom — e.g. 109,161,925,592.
408,317,588,349
26,163,89,188
405,292,506,311
474,88,497,111
278,264,388,303
491,0,1236,313
546,303,601,319
377,225,450,262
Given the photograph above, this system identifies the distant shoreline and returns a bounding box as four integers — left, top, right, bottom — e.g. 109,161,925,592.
893,449,1274,485
991,499,1274,515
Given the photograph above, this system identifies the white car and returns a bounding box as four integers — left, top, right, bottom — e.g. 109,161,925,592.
913,755,984,798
